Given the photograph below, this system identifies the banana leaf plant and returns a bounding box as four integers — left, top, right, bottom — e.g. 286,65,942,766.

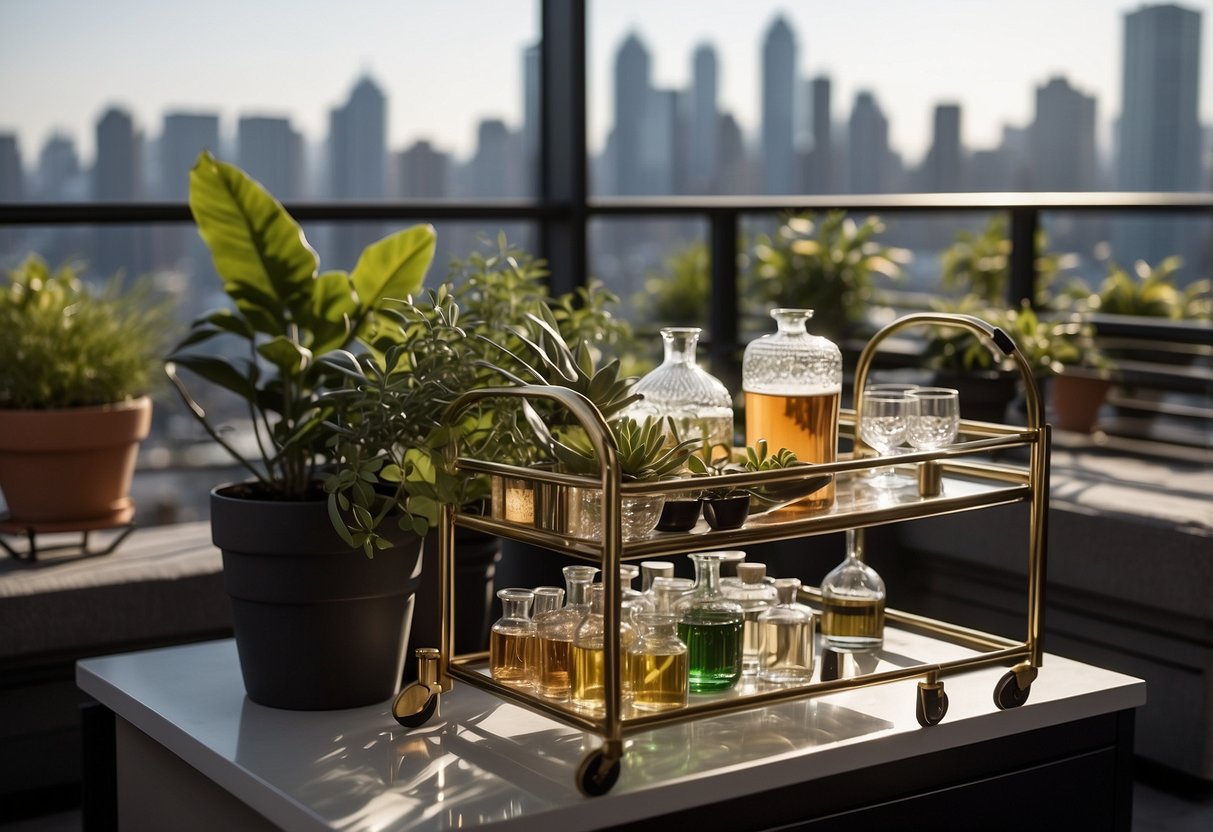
165,151,436,506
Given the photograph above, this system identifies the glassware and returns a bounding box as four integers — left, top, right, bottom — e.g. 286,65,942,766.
640,561,675,592
742,308,841,510
906,387,960,450
571,584,636,715
490,588,535,686
627,326,734,464
649,576,694,614
675,552,744,692
527,586,564,684
721,563,777,676
709,550,748,584
757,578,815,684
820,530,886,651
621,563,654,622
533,565,598,700
626,613,689,712
859,388,912,488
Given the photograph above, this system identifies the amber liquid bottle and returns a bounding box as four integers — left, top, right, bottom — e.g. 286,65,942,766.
533,565,598,700
627,613,688,712
490,588,534,686
743,308,842,511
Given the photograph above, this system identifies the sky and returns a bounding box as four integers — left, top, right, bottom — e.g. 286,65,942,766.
1,0,1210,168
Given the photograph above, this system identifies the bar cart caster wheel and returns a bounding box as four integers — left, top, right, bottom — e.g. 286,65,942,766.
915,681,949,727
994,670,1032,710
393,647,444,729
576,750,621,797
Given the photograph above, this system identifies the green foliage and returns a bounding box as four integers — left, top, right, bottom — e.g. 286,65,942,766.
941,216,1074,305
740,439,799,471
0,254,172,409
747,211,907,339
686,439,800,499
1056,256,1210,320
165,151,437,504
548,416,697,482
636,241,711,326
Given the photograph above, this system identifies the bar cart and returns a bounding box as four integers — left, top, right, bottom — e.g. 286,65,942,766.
394,312,1051,797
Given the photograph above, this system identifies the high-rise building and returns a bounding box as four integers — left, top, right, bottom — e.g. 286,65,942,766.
398,140,449,199
689,44,719,194
920,103,964,192
761,16,797,195
328,75,387,269
848,91,889,194
522,43,540,197
641,88,679,195
808,76,833,193
237,116,302,201
1029,77,1096,191
469,119,519,198
614,33,652,195
93,108,142,277
1116,3,1204,270
0,135,23,202
717,113,750,194
37,133,81,200
160,113,220,200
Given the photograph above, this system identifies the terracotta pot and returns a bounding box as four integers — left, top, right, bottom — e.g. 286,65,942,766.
1051,374,1111,433
212,484,424,710
0,396,152,525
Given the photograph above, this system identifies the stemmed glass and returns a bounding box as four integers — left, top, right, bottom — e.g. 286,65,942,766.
859,389,912,488
906,387,960,451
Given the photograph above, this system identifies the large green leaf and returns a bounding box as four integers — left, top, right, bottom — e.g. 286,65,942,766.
188,151,318,331
350,224,436,313
167,354,257,401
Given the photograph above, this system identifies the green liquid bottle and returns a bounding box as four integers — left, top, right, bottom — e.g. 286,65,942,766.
675,552,743,692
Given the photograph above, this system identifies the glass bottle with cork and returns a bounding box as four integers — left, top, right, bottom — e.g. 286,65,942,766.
722,562,778,676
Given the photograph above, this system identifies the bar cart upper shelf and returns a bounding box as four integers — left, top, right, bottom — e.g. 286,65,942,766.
395,313,1051,797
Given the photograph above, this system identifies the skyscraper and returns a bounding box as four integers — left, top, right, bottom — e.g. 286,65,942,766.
469,119,519,198
761,17,797,195
522,43,540,197
1116,3,1204,270
689,44,719,194
848,91,889,194
0,135,23,203
921,104,964,192
93,108,142,277
1029,77,1096,191
398,140,449,199
237,116,302,201
641,88,679,194
37,133,81,201
808,76,833,193
614,33,652,195
160,113,220,200
328,76,387,269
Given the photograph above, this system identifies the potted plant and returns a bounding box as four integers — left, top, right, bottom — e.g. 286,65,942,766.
165,151,439,710
0,255,170,534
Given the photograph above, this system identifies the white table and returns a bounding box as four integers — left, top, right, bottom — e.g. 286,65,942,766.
77,635,1144,831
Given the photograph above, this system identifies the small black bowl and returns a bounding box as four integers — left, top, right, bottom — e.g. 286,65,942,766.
656,498,702,532
702,494,750,531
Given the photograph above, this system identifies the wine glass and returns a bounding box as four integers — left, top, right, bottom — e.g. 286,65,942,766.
906,387,960,451
859,389,911,488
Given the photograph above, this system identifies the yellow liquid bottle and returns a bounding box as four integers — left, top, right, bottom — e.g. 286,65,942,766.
489,588,534,686
627,613,688,712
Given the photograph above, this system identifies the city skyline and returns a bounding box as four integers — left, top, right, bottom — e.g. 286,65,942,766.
2,1,1212,171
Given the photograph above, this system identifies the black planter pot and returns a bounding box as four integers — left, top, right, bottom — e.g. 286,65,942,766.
656,498,703,532
406,527,502,678
211,485,423,710
702,494,751,531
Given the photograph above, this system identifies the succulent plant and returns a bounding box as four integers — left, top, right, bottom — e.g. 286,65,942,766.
527,414,697,483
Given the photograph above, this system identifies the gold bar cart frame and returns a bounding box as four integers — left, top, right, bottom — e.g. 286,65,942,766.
409,312,1050,796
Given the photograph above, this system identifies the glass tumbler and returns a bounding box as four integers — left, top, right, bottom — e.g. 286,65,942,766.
859,388,912,487
906,387,960,450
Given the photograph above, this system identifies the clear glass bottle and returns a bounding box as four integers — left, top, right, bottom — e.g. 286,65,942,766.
527,586,564,685
533,565,598,700
640,561,675,593
820,531,886,650
742,308,842,510
675,552,744,693
490,588,535,686
571,584,636,715
626,327,734,463
722,563,777,676
626,613,688,712
620,564,654,622
649,576,694,614
758,578,815,684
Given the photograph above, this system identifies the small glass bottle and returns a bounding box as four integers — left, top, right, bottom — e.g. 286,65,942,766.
722,563,777,676
758,578,815,684
649,576,694,614
534,565,599,700
820,530,886,650
627,613,688,712
527,586,564,685
675,552,744,693
626,327,734,463
571,584,636,715
621,564,654,622
742,308,841,510
490,588,535,686
640,561,675,593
